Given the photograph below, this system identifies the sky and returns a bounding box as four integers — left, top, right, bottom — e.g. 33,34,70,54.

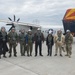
0,0,75,28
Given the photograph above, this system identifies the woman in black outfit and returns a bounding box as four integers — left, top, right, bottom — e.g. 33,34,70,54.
0,31,3,59
1,27,8,58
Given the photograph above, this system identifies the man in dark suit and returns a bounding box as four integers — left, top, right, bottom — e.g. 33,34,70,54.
34,28,44,57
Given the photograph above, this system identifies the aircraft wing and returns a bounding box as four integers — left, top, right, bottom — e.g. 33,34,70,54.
0,20,41,28
15,22,41,28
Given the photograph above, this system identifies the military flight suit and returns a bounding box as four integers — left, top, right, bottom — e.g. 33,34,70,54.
27,33,34,56
46,34,54,56
65,34,73,58
54,33,65,56
8,31,18,57
19,33,26,56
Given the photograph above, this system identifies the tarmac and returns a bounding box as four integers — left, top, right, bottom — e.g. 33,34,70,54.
0,39,75,75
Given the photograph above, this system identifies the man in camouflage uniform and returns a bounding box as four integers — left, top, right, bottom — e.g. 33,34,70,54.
8,28,18,57
19,29,26,56
34,28,44,57
54,29,65,57
27,29,34,56
65,30,73,58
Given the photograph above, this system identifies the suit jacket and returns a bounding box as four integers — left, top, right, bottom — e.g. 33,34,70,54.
34,32,44,43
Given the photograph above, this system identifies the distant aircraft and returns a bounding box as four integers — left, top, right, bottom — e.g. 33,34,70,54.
41,25,64,39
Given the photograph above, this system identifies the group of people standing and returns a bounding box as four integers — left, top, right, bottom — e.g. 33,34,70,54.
0,26,73,59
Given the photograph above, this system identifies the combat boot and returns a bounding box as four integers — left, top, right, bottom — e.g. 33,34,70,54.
30,54,32,56
14,54,17,57
70,51,72,55
69,55,71,58
40,54,43,56
60,54,63,57
35,55,37,57
23,54,25,56
30,52,32,56
21,54,23,56
47,54,49,56
65,51,68,56
27,54,30,57
3,55,7,58
9,54,11,57
3,54,7,58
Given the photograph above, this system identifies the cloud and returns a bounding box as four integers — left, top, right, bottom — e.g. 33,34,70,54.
0,0,75,26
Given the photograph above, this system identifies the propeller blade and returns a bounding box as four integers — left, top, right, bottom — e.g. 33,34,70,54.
8,26,15,31
17,18,20,22
12,23,15,27
6,24,13,25
8,26,13,31
14,15,16,21
8,17,12,21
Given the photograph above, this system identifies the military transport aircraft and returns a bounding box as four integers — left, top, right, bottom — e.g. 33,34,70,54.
62,9,75,36
0,15,40,33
